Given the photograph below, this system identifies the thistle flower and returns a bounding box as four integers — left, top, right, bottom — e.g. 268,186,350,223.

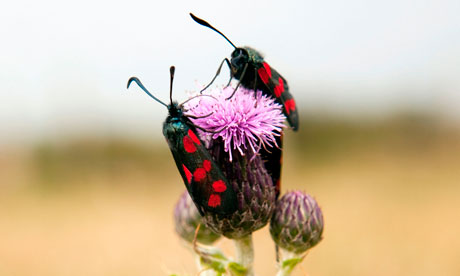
174,191,221,245
270,191,324,254
183,86,285,239
186,86,285,161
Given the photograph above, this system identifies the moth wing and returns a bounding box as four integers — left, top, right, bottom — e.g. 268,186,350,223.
189,145,237,215
258,64,299,131
167,124,237,215
259,134,283,199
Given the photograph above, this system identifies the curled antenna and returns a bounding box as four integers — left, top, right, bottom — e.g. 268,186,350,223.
127,77,168,108
169,66,175,105
190,13,237,49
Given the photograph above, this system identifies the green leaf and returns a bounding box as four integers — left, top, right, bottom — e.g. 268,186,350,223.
227,262,247,276
196,245,228,261
281,256,303,271
208,260,226,273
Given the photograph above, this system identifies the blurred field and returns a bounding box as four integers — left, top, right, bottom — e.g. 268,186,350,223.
1,115,459,276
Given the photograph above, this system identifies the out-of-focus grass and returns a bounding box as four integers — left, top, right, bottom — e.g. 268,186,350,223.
289,113,443,162
0,115,459,275
31,139,173,191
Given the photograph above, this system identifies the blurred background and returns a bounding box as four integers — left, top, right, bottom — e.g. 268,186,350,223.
1,0,459,275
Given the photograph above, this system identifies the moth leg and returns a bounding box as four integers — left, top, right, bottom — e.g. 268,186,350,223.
253,67,259,107
186,112,213,120
253,67,258,91
200,58,231,93
224,59,233,87
226,62,248,100
194,124,219,134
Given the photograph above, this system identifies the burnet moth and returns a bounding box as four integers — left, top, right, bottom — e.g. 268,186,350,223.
127,66,237,215
190,13,299,131
190,13,295,197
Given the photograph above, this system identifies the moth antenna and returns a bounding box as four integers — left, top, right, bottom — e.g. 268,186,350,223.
190,13,237,49
169,66,175,105
127,77,168,108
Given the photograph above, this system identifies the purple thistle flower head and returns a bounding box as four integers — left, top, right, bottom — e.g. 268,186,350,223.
270,191,324,254
184,86,286,161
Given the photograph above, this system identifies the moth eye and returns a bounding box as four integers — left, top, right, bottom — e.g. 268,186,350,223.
232,49,243,58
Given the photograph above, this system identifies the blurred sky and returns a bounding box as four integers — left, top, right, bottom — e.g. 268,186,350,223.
1,0,459,145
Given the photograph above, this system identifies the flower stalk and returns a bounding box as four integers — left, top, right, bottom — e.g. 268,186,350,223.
195,254,218,276
234,235,254,276
275,249,305,276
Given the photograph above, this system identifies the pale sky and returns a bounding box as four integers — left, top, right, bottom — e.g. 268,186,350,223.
1,0,459,144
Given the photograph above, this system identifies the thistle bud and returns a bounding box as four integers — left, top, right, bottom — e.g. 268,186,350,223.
202,142,276,239
174,191,221,245
270,191,324,254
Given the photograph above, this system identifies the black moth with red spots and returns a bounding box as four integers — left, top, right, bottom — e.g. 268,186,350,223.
190,13,299,131
190,13,299,198
127,66,237,215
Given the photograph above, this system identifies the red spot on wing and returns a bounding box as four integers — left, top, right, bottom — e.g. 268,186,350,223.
208,194,221,207
275,179,281,197
212,180,227,193
183,136,196,153
193,168,207,182
182,164,192,184
257,62,272,84
274,77,285,98
188,129,201,145
203,160,211,172
263,62,272,77
284,99,296,115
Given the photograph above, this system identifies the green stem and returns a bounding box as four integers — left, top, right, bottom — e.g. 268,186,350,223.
195,255,218,276
233,235,254,276
276,266,293,276
275,250,303,276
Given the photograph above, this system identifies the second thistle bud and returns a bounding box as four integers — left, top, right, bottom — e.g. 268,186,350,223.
174,191,221,245
270,191,324,254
